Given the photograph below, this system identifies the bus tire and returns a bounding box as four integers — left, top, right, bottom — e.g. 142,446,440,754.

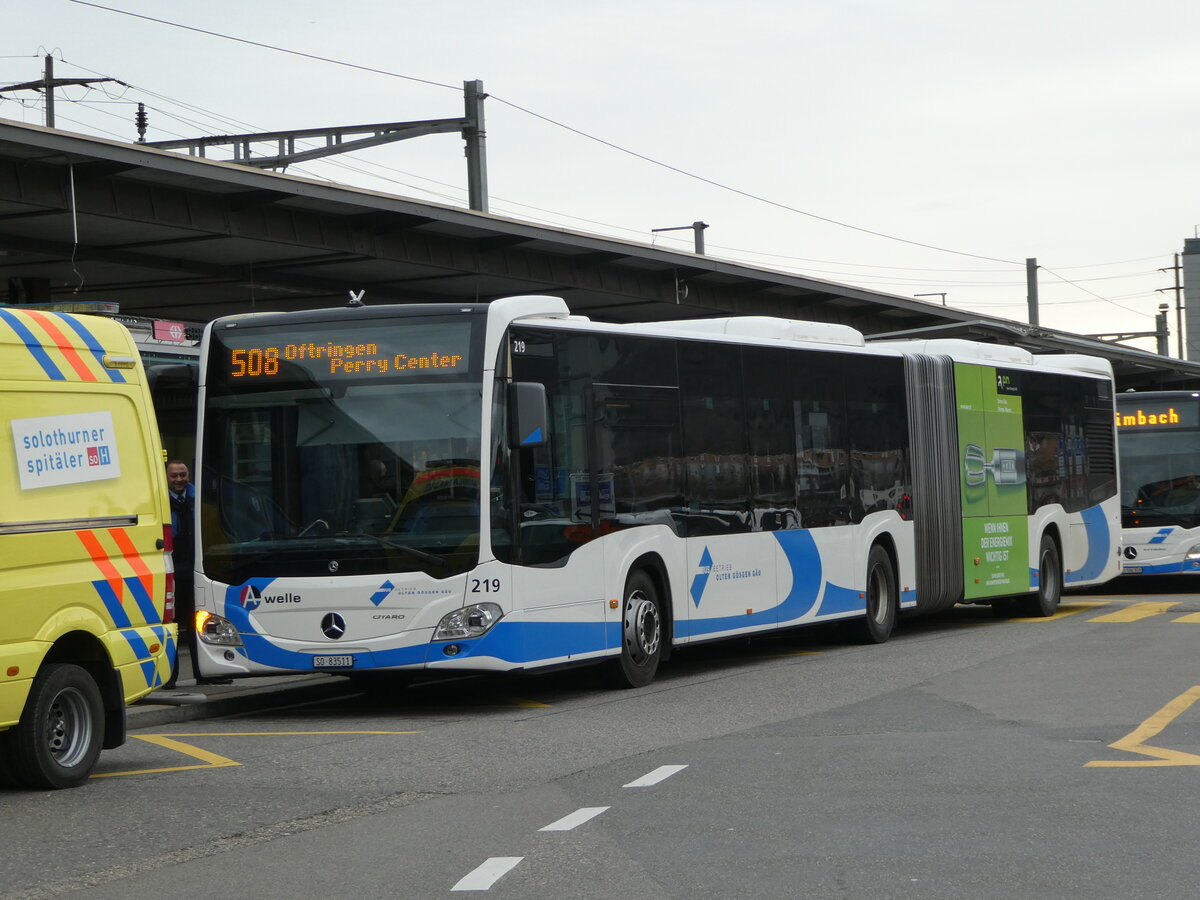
1017,534,1062,617
8,664,105,790
858,544,898,644
605,569,663,689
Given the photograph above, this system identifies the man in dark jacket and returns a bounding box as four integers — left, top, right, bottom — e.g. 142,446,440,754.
163,460,227,687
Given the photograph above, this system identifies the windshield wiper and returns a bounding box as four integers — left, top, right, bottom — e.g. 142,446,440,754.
350,533,448,567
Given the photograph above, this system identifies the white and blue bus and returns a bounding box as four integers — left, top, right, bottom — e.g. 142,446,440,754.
1116,390,1200,575
190,295,1121,687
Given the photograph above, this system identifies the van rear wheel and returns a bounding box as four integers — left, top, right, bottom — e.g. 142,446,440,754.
9,664,105,790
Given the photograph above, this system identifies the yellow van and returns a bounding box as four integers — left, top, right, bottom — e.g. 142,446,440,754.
0,308,176,789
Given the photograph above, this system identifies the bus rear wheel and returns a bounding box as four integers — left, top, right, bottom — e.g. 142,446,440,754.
605,570,663,689
858,544,898,644
9,664,105,790
1017,534,1062,617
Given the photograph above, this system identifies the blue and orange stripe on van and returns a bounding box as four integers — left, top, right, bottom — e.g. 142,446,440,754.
76,528,170,689
0,308,127,383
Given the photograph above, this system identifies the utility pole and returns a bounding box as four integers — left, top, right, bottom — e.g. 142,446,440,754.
463,80,488,214
1088,302,1172,355
1026,258,1039,326
145,79,492,212
1157,253,1183,357
0,55,118,128
651,221,709,254
1156,303,1171,355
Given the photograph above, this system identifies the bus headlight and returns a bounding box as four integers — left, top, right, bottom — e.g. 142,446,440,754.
196,610,243,646
433,602,503,641
1186,544,1200,561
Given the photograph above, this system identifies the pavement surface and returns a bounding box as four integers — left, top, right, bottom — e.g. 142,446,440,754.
129,647,353,728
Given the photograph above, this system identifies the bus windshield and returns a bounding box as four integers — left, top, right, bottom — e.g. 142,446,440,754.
1119,427,1200,527
199,312,485,583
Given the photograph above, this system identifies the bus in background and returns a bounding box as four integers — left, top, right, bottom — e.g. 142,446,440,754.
1115,390,1200,575
189,296,1120,689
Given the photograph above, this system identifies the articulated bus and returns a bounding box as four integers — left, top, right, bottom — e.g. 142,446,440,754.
189,296,1120,688
1115,390,1200,575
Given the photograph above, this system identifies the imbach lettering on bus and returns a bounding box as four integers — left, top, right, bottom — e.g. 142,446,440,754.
1116,407,1180,427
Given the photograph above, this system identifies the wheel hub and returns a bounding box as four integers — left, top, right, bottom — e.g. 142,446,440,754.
42,687,92,767
625,591,661,662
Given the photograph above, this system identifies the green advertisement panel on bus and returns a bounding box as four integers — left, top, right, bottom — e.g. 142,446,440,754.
955,364,1030,599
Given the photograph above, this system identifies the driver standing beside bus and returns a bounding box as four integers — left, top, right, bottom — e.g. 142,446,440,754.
163,460,228,687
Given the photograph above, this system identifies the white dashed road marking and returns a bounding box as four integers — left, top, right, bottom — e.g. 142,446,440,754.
539,806,610,832
451,857,524,892
623,764,688,788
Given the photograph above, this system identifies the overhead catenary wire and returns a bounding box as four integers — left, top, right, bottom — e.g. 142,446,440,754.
28,15,1181,339
45,40,1169,286
64,0,1019,267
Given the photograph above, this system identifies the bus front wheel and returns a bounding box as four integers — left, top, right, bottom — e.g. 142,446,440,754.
858,544,898,644
9,664,105,790
606,570,663,689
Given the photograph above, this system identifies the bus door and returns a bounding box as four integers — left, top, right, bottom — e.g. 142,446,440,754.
506,329,610,664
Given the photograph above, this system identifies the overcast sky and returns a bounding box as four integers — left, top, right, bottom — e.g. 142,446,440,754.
5,0,1197,353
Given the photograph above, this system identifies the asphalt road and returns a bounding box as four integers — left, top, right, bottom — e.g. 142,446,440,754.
4,578,1200,899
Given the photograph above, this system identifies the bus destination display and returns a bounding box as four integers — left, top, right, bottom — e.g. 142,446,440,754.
229,341,465,378
1116,403,1200,430
213,319,475,387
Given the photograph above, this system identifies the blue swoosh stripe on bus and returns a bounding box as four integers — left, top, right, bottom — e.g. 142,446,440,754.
0,308,66,380
680,530,828,638
59,312,127,383
815,582,865,616
1065,504,1109,583
1125,561,1200,575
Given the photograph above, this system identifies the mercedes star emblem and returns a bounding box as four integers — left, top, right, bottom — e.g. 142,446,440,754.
321,612,347,640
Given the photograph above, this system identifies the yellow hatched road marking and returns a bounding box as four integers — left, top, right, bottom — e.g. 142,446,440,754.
1087,686,1200,767
92,734,241,777
1004,601,1110,622
1089,601,1180,623
1173,612,1200,623
92,730,419,779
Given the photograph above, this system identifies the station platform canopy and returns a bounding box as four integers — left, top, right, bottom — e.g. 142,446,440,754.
1,116,1196,391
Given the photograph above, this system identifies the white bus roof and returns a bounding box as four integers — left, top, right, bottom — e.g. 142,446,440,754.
637,317,866,347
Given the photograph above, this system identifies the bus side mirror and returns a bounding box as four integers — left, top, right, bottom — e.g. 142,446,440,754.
508,382,548,448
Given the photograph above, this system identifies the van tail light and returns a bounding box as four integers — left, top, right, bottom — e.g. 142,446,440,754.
162,524,176,625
